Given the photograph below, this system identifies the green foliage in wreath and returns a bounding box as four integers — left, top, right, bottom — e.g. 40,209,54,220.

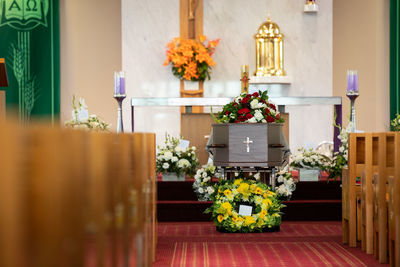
205,177,284,233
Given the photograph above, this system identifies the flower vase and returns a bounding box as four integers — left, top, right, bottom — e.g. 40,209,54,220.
298,168,320,182
162,172,186,181
183,80,200,91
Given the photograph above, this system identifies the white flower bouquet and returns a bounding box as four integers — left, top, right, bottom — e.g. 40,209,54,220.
65,96,110,131
290,147,331,170
156,135,199,177
193,164,221,201
275,167,297,200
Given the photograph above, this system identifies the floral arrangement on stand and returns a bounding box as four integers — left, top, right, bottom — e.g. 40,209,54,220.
214,91,284,124
163,35,220,81
205,175,284,233
65,96,110,131
156,135,199,177
275,167,297,200
193,164,221,201
390,113,400,131
290,147,331,170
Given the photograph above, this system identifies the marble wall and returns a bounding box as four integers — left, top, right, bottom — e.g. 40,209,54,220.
122,0,333,150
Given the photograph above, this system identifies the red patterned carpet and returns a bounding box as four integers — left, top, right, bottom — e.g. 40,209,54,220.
154,222,387,267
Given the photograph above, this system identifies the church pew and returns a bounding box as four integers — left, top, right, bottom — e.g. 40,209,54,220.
0,122,25,267
359,133,376,254
0,122,157,267
132,133,156,267
344,133,372,248
389,132,400,267
372,133,395,263
23,126,86,267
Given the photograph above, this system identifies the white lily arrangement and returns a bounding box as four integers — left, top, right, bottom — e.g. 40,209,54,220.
65,96,110,131
156,135,199,177
290,147,331,170
275,167,297,200
193,164,221,201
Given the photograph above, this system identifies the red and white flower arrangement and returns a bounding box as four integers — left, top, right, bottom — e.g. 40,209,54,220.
214,91,284,124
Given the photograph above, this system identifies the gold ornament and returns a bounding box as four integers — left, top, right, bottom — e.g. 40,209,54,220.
254,16,285,77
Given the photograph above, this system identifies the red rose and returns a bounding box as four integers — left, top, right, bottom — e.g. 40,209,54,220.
269,103,276,111
252,92,259,97
276,113,280,120
238,108,250,115
239,116,246,122
266,115,275,123
241,96,250,104
225,111,230,115
233,102,239,108
246,113,253,119
235,120,240,123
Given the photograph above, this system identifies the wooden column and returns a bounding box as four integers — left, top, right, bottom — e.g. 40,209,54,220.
179,0,204,114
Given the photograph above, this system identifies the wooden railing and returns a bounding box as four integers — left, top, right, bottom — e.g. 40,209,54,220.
343,132,400,266
0,121,157,267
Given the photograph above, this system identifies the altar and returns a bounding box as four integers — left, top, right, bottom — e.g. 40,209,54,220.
131,96,342,164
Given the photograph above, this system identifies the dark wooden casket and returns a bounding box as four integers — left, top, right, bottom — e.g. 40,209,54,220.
208,123,287,168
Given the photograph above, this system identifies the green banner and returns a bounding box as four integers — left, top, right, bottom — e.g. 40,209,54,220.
391,0,400,122
0,0,59,123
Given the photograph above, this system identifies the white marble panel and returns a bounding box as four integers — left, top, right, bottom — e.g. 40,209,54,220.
122,0,180,145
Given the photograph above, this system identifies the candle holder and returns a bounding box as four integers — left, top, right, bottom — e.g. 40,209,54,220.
346,91,359,132
114,94,126,133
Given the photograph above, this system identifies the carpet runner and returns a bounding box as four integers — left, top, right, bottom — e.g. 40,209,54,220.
154,221,387,266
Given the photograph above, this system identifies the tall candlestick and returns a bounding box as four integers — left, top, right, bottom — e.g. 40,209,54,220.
346,69,359,132
114,71,126,133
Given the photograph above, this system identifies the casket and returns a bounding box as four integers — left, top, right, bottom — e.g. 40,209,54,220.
208,123,287,168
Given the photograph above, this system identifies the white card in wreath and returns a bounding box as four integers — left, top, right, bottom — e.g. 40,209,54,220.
238,205,253,216
179,139,190,149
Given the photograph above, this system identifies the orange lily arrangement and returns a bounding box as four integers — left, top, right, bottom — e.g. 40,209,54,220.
163,35,220,81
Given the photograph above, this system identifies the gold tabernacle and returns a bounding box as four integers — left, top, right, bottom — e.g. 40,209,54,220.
254,16,286,77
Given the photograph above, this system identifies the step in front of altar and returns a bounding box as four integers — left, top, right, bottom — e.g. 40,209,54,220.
157,180,342,222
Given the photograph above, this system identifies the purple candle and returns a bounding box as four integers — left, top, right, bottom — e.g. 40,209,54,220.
114,71,120,95
347,70,354,92
119,72,126,95
353,71,358,92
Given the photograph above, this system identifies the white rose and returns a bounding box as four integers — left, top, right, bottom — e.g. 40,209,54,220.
177,159,190,168
162,163,170,169
206,186,215,195
164,151,173,160
198,187,204,194
171,156,178,162
192,146,196,151
261,119,267,123
247,117,257,123
202,172,207,178
250,99,259,109
277,175,284,183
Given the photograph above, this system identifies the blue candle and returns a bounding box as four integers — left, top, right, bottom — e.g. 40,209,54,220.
119,71,125,95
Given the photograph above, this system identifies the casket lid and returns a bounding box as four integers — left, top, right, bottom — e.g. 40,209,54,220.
255,16,283,39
